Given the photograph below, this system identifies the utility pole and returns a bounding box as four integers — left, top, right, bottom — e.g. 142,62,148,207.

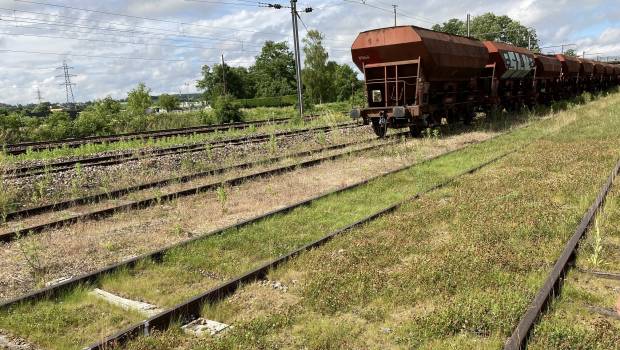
221,53,227,95
392,5,397,27
290,0,304,118
466,13,470,37
527,29,531,50
56,60,76,105
266,1,311,119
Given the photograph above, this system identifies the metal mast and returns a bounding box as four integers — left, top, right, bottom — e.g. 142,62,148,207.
290,0,304,117
36,87,43,104
56,60,76,105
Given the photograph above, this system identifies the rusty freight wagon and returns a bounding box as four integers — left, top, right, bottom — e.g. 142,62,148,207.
350,26,488,137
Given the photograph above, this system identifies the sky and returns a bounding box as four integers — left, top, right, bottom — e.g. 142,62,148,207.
0,0,618,105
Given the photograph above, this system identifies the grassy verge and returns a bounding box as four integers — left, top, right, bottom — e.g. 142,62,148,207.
0,110,350,164
528,188,620,349
0,93,617,349
109,92,620,349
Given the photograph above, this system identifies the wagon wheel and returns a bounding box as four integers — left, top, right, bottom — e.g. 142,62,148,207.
409,125,422,137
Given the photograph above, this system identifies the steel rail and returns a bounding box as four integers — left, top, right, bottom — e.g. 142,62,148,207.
3,122,358,179
84,146,520,350
3,117,298,155
0,129,510,309
3,136,387,222
0,135,398,242
504,158,620,350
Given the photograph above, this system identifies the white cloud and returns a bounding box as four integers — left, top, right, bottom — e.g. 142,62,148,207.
0,0,618,105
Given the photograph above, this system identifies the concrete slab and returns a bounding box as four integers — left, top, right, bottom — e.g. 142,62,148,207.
45,276,72,287
181,318,231,337
89,288,163,317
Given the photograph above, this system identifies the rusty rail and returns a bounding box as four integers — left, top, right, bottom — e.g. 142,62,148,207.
84,146,519,350
0,136,396,242
3,135,384,222
3,117,299,155
0,130,510,310
504,158,620,350
3,122,358,179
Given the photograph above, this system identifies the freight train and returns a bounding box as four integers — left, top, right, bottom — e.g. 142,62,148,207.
349,26,620,137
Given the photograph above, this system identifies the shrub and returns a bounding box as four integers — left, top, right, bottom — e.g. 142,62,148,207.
213,94,243,123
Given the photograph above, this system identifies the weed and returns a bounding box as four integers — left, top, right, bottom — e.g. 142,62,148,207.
267,132,278,154
16,233,47,285
316,130,327,145
587,217,605,268
216,185,228,213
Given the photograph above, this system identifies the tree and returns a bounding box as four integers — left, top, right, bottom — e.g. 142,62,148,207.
127,83,152,116
74,96,121,136
196,65,254,101
331,63,362,102
433,13,540,51
158,94,179,111
431,18,466,36
302,30,331,104
212,94,242,123
250,41,296,97
563,48,577,57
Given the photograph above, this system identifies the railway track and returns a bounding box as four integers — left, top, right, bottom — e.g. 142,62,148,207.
0,129,514,311
3,135,387,222
2,117,300,155
83,146,520,350
0,133,401,242
2,121,358,179
504,158,620,349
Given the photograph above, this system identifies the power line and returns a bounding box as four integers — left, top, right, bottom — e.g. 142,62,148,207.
0,12,269,48
14,0,286,36
0,28,263,53
0,48,258,65
0,7,272,46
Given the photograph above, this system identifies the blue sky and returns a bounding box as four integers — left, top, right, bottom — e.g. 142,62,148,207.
0,0,618,105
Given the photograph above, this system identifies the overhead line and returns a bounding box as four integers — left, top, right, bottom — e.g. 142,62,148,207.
0,29,264,53
0,48,190,62
0,14,269,48
14,0,286,36
0,7,274,46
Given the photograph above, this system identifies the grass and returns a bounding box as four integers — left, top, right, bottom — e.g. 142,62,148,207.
528,188,620,349
0,92,619,349
110,92,620,349
0,107,350,164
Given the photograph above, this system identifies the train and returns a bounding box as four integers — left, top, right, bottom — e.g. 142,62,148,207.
349,26,620,137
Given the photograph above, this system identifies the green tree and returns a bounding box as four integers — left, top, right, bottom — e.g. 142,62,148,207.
431,18,466,36
127,83,152,116
157,93,179,111
30,102,52,118
74,96,121,136
212,94,243,123
330,62,362,102
35,111,73,140
250,41,296,97
433,13,539,51
196,65,255,101
302,30,331,104
563,48,577,57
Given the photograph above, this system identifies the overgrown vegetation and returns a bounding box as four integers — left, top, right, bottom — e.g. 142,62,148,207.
529,189,620,349
3,92,619,349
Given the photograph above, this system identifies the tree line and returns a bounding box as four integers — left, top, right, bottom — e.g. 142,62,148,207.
196,30,363,106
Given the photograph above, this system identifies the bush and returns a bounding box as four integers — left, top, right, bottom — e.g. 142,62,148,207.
213,94,243,123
